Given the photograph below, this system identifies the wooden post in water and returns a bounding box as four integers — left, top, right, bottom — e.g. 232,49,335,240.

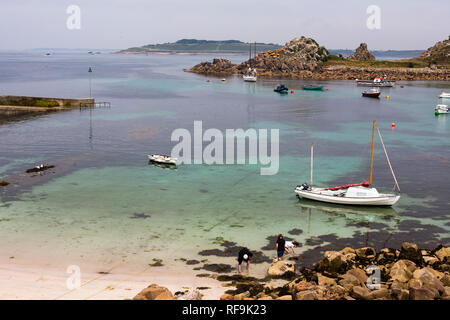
88,67,93,98
310,143,314,189
369,120,375,185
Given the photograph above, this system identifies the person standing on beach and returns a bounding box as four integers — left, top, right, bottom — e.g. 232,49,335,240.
275,234,285,261
284,241,300,254
237,247,253,273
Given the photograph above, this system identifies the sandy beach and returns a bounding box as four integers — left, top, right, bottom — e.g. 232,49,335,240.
0,256,229,300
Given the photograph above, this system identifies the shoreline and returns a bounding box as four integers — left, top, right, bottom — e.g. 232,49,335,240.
186,65,450,81
2,241,448,300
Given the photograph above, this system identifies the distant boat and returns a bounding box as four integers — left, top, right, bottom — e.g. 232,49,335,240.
294,121,401,206
302,85,324,91
148,154,177,165
243,68,257,82
356,76,395,87
243,42,257,82
435,104,448,115
274,84,289,93
45,53,51,56
362,88,381,98
439,91,450,99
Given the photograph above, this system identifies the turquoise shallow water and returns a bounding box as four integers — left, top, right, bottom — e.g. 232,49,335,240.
0,52,449,272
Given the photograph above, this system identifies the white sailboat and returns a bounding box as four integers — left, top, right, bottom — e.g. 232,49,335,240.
243,42,257,82
243,68,257,82
294,121,401,206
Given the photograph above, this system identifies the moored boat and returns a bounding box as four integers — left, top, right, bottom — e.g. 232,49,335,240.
243,73,257,82
435,104,448,115
439,90,450,99
148,154,178,165
302,85,324,91
294,121,401,207
356,76,395,87
362,88,381,98
274,84,289,93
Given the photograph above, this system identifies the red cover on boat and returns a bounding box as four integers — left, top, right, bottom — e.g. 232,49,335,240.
325,181,370,191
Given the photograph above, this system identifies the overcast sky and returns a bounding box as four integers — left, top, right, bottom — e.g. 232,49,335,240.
1,0,449,50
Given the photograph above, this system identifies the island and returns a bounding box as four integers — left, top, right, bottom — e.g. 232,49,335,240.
116,39,281,55
187,36,450,81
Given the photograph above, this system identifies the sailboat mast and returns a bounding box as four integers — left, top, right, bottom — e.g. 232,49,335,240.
310,143,314,189
249,43,252,67
377,128,401,192
369,120,375,185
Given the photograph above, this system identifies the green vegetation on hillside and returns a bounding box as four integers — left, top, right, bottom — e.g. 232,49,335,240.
120,39,281,53
0,99,60,107
324,55,434,68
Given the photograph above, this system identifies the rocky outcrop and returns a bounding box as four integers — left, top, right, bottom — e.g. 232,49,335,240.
133,284,174,300
420,36,450,63
348,43,376,60
215,243,449,301
188,36,328,76
0,180,9,186
133,284,202,300
188,58,237,75
267,260,295,278
236,36,329,74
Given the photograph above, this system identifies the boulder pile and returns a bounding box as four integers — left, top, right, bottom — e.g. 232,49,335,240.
133,284,203,300
220,243,450,300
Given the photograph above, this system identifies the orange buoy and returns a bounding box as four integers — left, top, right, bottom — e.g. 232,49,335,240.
326,88,329,91
206,80,210,82
391,123,396,130
291,90,294,94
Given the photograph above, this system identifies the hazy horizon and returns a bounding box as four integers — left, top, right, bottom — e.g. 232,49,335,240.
1,0,449,51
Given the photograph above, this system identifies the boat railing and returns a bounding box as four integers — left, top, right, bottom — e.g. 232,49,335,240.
79,101,111,109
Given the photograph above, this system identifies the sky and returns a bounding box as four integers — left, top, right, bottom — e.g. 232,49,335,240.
0,0,449,51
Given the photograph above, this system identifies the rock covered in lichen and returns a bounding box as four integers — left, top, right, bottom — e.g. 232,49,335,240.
348,43,376,60
420,36,450,63
187,58,237,75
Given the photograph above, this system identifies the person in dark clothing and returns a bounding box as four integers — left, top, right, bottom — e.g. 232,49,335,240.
275,234,286,261
237,247,253,273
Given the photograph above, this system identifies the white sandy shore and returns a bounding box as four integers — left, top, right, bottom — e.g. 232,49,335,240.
0,249,282,300
0,259,230,300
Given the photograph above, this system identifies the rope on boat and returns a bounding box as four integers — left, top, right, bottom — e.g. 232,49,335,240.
377,128,401,193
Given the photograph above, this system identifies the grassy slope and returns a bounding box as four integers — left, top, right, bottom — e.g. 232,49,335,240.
323,55,450,69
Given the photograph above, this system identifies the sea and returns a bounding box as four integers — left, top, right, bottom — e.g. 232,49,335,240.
0,50,449,284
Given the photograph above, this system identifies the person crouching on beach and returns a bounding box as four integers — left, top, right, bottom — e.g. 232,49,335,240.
275,234,286,261
237,247,253,273
285,241,300,255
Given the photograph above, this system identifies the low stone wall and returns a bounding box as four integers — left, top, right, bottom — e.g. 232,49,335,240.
0,95,94,109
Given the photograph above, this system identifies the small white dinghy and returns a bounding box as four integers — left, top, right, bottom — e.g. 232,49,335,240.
435,104,449,115
439,90,450,99
148,154,177,165
294,121,401,207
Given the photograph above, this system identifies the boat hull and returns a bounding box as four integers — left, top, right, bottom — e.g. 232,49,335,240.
243,76,257,82
295,188,400,206
362,92,381,98
148,155,177,165
302,86,324,91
